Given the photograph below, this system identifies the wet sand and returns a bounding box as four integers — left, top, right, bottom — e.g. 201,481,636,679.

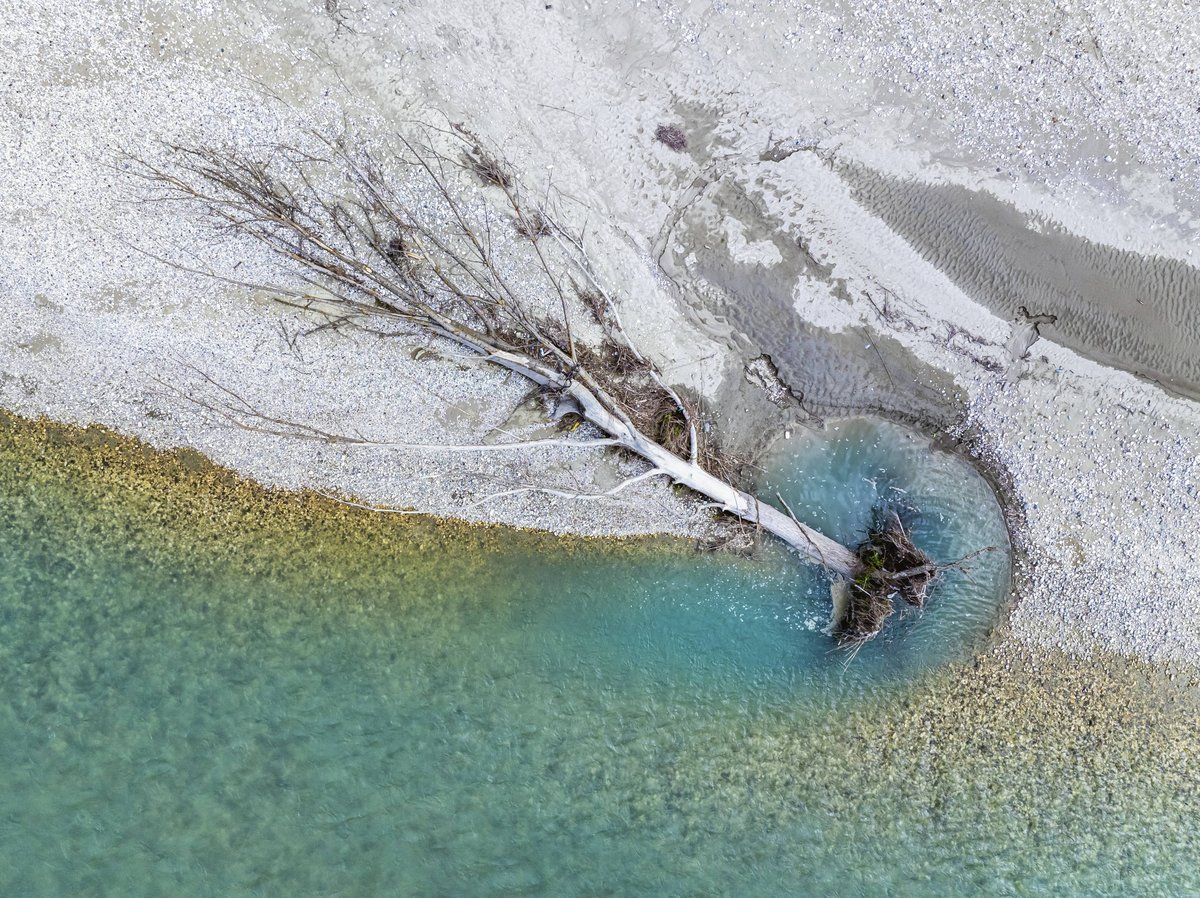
666,176,968,430
842,167,1200,402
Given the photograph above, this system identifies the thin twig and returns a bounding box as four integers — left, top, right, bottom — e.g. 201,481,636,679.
464,468,669,509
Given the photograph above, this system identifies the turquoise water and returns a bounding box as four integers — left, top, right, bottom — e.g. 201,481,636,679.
761,418,1012,678
2,417,1196,896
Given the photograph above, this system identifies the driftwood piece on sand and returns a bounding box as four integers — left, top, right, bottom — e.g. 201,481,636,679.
127,124,987,648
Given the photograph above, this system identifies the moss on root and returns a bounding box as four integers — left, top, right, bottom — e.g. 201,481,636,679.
836,508,935,649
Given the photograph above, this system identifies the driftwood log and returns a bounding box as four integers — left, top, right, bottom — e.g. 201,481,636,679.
127,124,982,644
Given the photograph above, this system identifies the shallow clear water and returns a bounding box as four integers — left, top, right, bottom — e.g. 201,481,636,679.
3,417,1195,896
761,418,1012,680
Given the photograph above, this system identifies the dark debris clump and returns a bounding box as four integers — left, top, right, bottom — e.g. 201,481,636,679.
836,509,935,649
654,124,688,152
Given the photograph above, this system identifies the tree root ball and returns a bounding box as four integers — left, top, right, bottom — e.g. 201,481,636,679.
834,509,936,649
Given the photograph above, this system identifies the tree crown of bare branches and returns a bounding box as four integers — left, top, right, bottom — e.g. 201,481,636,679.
128,121,988,647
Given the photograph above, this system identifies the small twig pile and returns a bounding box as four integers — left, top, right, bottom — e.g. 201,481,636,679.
574,285,611,326
514,210,551,240
465,144,512,189
571,338,745,482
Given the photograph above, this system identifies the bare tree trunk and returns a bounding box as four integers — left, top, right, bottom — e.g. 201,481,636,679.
448,326,859,575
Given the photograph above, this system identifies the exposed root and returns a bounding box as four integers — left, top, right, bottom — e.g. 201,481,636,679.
834,507,997,651
836,509,935,649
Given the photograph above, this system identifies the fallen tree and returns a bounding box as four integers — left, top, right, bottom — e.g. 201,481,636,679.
130,123,963,643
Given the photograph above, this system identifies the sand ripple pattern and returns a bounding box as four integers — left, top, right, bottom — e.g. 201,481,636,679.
845,167,1200,400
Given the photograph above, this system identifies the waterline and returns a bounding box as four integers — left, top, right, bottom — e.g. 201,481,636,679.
0,414,1194,897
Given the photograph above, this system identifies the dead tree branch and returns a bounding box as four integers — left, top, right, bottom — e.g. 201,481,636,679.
465,468,670,509
130,126,865,579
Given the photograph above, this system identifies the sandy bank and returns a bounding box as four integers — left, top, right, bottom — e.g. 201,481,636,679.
4,0,1200,669
843,168,1200,403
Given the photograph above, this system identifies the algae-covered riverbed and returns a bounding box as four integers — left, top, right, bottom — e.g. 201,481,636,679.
1,412,1198,896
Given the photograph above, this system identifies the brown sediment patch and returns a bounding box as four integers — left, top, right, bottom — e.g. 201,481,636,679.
0,410,689,591
871,643,1200,781
665,641,1200,883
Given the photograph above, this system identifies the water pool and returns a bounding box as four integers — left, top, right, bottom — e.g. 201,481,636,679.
761,417,1012,680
